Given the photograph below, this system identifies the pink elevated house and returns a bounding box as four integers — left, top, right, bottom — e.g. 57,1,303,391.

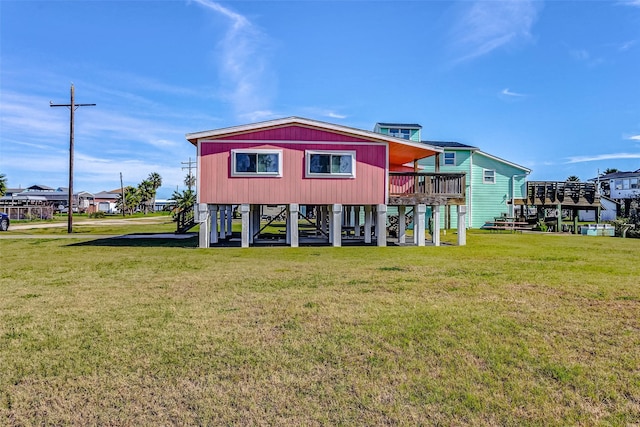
186,117,467,247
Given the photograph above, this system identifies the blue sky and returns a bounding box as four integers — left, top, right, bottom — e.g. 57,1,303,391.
1,0,639,199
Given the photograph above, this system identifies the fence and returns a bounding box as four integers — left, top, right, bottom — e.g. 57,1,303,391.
1,206,55,220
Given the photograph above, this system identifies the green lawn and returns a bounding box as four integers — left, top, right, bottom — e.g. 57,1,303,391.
1,232,638,425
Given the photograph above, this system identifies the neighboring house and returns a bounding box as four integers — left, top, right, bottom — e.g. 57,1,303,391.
373,124,531,229
596,169,640,200
186,117,468,248
591,169,640,217
94,190,121,213
579,196,618,222
0,185,95,213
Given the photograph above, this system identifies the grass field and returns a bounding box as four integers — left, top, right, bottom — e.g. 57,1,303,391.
1,231,639,425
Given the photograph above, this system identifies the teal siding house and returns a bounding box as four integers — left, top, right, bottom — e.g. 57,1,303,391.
375,123,531,229
374,123,422,143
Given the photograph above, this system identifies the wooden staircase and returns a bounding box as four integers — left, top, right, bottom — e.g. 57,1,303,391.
175,204,196,234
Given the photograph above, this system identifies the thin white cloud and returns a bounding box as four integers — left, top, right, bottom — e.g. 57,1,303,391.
450,0,541,63
618,40,637,51
326,111,347,120
626,135,640,141
501,88,526,97
618,0,640,7
193,0,276,119
566,152,640,163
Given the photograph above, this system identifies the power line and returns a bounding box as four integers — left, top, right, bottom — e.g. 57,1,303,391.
50,84,96,233
181,157,197,191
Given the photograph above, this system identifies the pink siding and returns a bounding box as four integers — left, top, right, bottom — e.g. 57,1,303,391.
211,125,371,143
199,141,386,205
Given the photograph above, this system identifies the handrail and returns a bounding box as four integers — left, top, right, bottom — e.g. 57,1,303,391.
389,172,466,197
175,204,195,233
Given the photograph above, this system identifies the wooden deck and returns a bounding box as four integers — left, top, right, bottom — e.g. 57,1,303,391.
517,181,600,208
388,172,466,206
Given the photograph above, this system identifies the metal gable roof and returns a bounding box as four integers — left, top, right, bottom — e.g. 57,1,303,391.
375,122,422,129
475,150,531,173
187,116,442,165
422,140,478,150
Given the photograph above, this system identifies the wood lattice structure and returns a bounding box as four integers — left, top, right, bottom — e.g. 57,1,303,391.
513,181,602,233
519,181,599,208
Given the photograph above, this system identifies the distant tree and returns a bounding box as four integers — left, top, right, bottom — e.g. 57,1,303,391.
0,173,6,196
567,175,580,182
137,179,155,214
147,172,162,211
116,186,139,215
603,168,619,175
172,188,196,212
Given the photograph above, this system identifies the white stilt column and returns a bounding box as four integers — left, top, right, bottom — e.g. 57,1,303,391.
398,205,406,244
457,205,467,246
364,205,372,244
376,204,387,247
226,205,233,237
413,207,418,245
331,204,343,247
219,205,226,240
327,205,333,244
415,204,426,246
289,204,299,247
432,206,441,247
354,206,361,237
240,204,250,248
251,205,260,244
198,203,210,248
209,204,218,245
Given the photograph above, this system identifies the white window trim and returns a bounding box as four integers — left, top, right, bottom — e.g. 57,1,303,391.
305,150,356,179
443,152,456,166
483,169,496,184
231,148,283,177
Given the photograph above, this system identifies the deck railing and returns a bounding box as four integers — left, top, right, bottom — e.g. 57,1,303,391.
525,181,598,205
389,172,466,200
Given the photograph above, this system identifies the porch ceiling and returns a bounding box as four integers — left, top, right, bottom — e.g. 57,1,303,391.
388,141,440,166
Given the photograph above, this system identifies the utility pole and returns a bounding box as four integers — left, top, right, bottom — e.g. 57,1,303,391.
50,84,96,233
181,157,197,191
120,172,126,217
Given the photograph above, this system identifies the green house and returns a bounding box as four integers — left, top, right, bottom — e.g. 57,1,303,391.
373,123,422,142
374,123,531,229
420,141,531,228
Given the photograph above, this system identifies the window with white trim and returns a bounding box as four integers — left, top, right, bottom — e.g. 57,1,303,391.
631,178,638,189
305,150,356,178
231,149,282,177
443,152,456,166
388,128,411,140
483,169,496,184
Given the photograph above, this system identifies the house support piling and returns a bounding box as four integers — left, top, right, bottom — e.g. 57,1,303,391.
414,204,426,246
376,204,387,246
240,204,250,248
398,205,406,244
432,206,441,246
457,205,467,246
